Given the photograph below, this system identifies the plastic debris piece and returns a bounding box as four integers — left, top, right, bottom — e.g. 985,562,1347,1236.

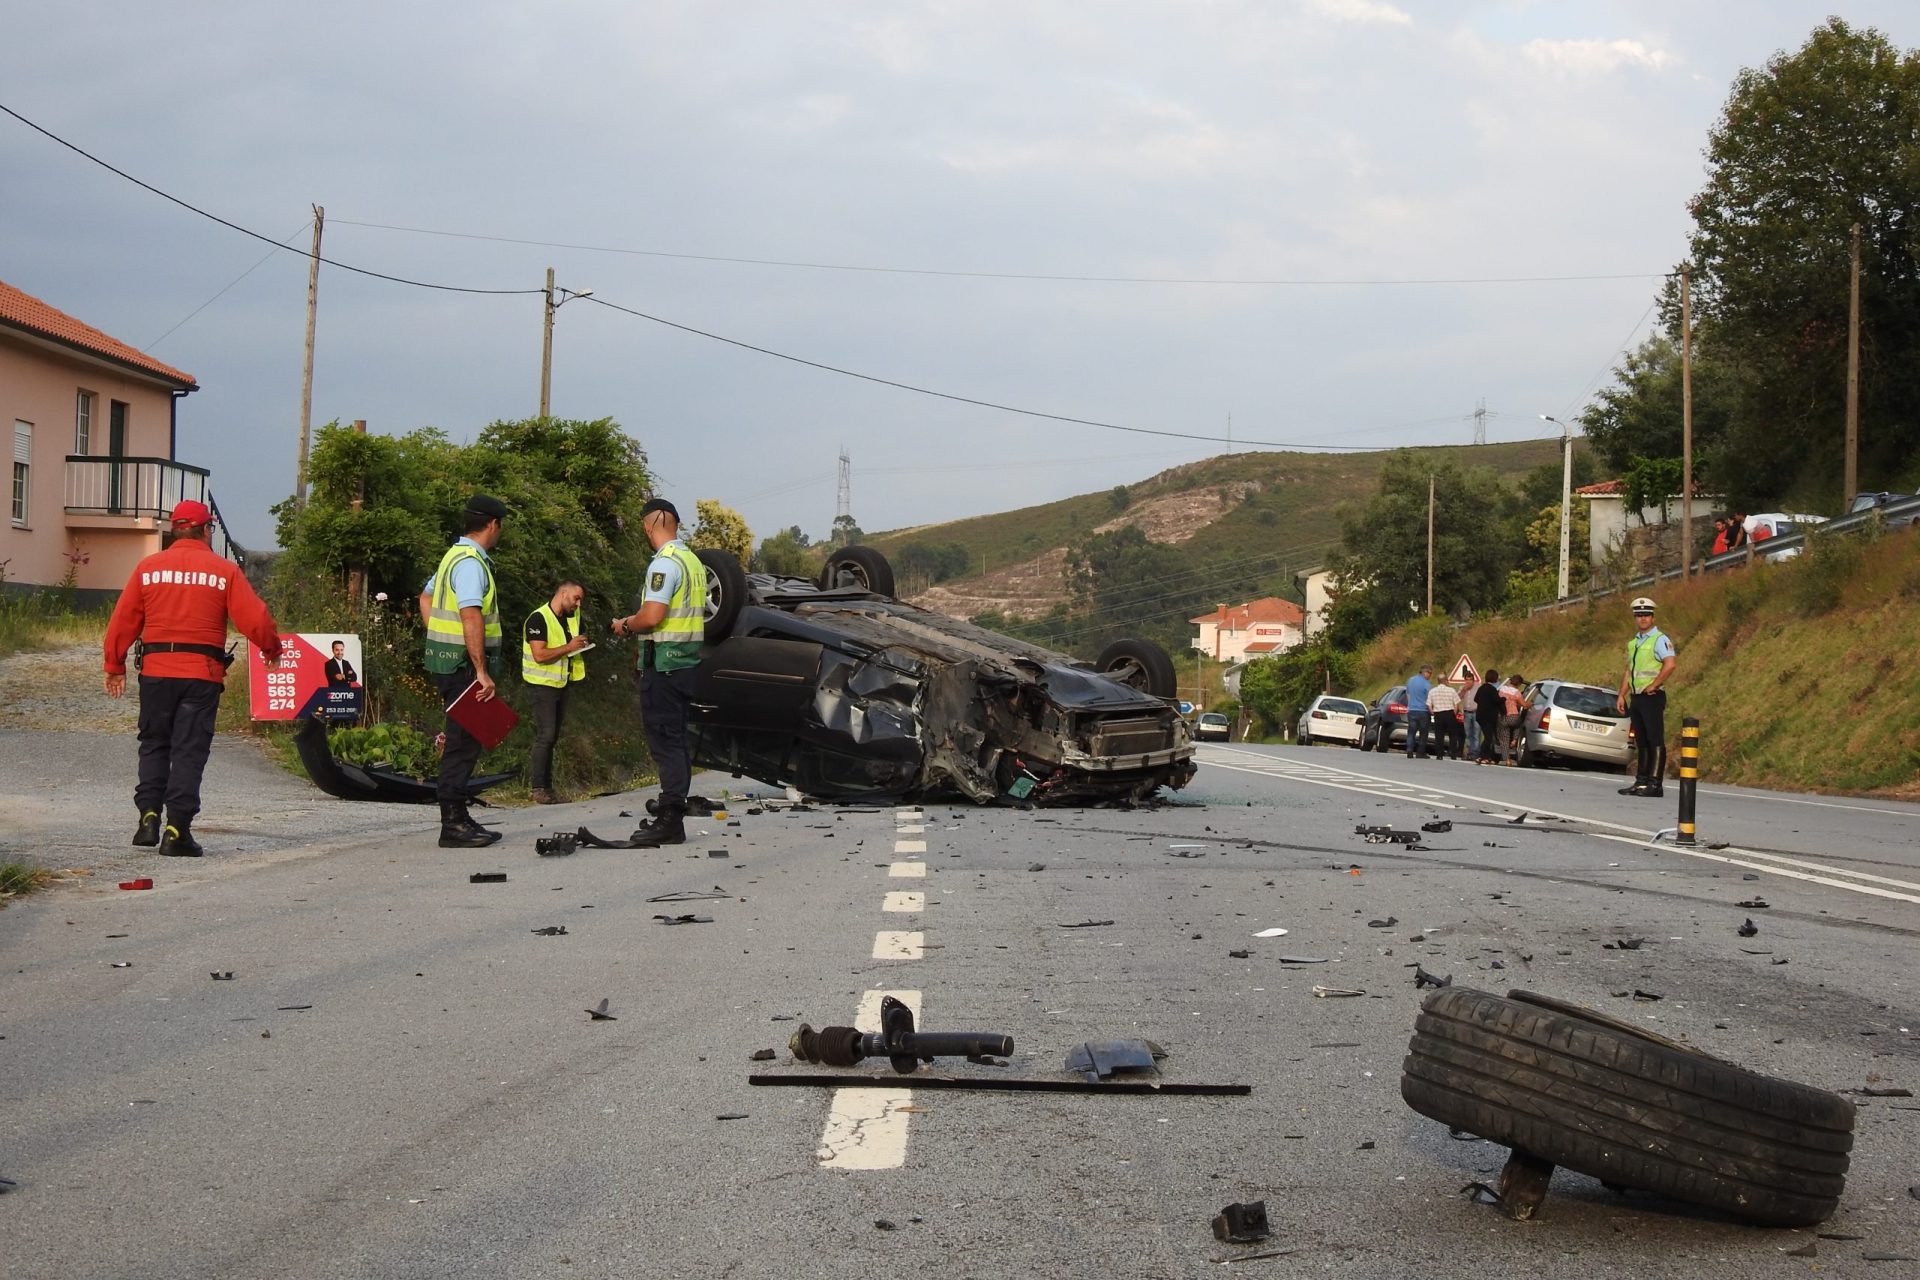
1414,966,1452,989
707,850,729,858
1604,938,1646,950
749,1048,776,1062
1312,985,1364,998
535,833,577,856
1847,1086,1913,1097
874,1219,898,1231
1632,989,1663,1001
117,878,153,891
110,961,133,968
210,971,235,981
1736,898,1769,909
1063,1039,1166,1082
276,1005,313,1011
1252,928,1288,938
1863,1253,1919,1263
531,926,569,936
1277,956,1328,965
469,872,507,884
1367,917,1398,928
1228,949,1251,959
586,998,616,1021
1027,862,1045,872
1211,1200,1270,1244
646,889,730,903
653,913,712,925
1058,919,1114,929
1737,918,1759,937
716,1113,749,1121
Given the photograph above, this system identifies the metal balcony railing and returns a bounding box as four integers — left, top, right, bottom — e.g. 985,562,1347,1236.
64,455,246,564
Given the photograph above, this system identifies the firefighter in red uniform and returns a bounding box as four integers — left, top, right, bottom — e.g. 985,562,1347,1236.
102,500,284,857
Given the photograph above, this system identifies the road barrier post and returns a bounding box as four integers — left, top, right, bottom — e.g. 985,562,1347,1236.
1675,717,1700,846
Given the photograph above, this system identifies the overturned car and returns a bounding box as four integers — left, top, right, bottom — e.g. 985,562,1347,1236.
681,546,1196,805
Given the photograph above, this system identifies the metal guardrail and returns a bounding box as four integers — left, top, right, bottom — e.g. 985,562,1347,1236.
1530,494,1920,615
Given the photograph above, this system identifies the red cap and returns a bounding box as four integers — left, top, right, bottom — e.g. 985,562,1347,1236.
170,500,213,527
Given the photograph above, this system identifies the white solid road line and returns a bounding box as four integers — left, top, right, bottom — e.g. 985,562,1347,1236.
873,930,924,959
883,891,925,912
894,839,927,854
817,989,922,1170
887,861,926,878
1200,745,1920,904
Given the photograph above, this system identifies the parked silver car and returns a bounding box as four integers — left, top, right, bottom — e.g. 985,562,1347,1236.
1296,694,1367,747
1518,679,1632,772
1193,712,1232,742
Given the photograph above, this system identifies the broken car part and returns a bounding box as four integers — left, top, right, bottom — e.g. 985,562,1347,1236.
535,833,578,856
585,999,616,1021
1401,986,1854,1227
749,1074,1249,1097
1211,1201,1270,1244
469,872,507,884
1064,1039,1166,1082
293,716,511,804
788,995,1013,1074
653,913,712,925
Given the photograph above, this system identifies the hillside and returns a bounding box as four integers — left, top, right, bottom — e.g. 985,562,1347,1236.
864,439,1565,620
1353,528,1920,797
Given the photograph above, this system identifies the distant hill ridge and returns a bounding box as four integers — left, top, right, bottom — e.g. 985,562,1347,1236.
863,440,1562,620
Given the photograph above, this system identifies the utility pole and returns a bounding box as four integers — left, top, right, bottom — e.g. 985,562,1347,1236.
539,267,555,419
1426,472,1435,617
295,205,323,508
1846,223,1861,507
1556,417,1573,600
1680,265,1694,580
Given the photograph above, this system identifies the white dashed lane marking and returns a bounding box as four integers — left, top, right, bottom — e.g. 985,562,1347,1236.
817,989,922,1169
894,824,925,835
872,930,924,960
882,891,925,912
894,839,926,854
887,861,926,878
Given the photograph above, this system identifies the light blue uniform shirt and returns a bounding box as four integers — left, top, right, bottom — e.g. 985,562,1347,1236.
421,537,492,608
641,539,689,606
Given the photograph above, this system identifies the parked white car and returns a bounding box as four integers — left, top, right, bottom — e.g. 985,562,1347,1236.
1296,694,1368,747
1744,512,1826,561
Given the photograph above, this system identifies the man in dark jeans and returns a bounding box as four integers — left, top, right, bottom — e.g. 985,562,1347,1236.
521,580,589,804
419,495,508,847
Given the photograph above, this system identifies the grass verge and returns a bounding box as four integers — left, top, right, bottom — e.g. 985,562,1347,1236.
0,862,59,906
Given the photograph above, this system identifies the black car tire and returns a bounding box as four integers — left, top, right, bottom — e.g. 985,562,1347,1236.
1299,729,1313,746
1094,639,1177,699
694,548,747,640
1402,987,1854,1228
1519,737,1542,768
1373,723,1392,752
819,546,895,595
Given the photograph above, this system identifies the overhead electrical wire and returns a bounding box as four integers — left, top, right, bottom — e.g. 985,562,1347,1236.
330,216,1667,288
147,218,315,349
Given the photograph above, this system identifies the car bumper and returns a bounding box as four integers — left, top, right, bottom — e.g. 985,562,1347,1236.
1528,726,1632,766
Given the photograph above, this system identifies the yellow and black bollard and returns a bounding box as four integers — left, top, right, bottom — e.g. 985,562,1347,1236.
1675,717,1700,846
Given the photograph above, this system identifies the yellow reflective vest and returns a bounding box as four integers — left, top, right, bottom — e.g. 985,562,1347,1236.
522,603,586,687
645,542,707,672
423,542,501,675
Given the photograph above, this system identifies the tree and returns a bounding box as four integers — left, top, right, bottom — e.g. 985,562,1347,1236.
1575,334,1737,481
753,528,816,577
1503,500,1593,608
686,498,753,563
1331,451,1525,631
1237,641,1360,738
894,541,971,592
829,514,864,548
1688,18,1920,504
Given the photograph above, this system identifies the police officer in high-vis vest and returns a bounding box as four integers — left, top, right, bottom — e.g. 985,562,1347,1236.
419,494,507,847
610,497,707,847
1616,595,1677,798
521,579,589,804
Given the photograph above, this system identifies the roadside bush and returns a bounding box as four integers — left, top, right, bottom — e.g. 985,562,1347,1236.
328,722,437,779
1785,529,1862,617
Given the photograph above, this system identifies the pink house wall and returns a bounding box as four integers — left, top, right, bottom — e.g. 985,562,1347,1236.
1,338,182,591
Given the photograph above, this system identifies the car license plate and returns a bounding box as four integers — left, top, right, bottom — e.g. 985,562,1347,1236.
1568,718,1608,734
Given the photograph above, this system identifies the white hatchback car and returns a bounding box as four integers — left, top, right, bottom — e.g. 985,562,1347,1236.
1297,694,1368,747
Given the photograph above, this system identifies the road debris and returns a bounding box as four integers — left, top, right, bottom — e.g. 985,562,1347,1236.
210,971,235,981
117,878,153,891
531,926,569,936
1413,966,1452,989
1738,918,1760,937
715,1113,749,1121
469,872,507,884
1211,1200,1270,1243
653,913,712,925
748,1048,776,1062
586,998,616,1021
790,996,1013,1073
1736,899,1769,909
1421,819,1453,833
1604,938,1646,951
1058,919,1114,929
109,961,133,969
646,889,730,903
1312,985,1365,998
1845,1086,1913,1098
1277,956,1329,965
1367,917,1398,928
749,1073,1251,1096
1228,949,1251,959
535,833,578,856
1065,1039,1166,1082
1251,928,1288,938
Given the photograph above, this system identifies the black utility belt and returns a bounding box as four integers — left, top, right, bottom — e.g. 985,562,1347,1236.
138,641,236,669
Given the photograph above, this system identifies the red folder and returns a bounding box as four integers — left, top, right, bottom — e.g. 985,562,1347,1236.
446,680,520,749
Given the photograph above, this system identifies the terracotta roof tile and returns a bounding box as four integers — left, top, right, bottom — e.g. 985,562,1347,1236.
0,278,197,389
1576,480,1624,495
1189,596,1308,628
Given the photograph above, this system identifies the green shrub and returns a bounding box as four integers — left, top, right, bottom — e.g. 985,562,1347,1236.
328,722,438,779
1786,529,1861,617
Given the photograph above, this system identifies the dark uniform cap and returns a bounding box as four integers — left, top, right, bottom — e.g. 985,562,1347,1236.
465,494,508,521
640,498,680,521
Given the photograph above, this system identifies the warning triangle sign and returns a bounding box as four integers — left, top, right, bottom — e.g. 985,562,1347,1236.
1445,653,1478,685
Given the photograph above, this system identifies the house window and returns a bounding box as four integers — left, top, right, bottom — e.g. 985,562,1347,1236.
75,391,94,455
12,421,31,527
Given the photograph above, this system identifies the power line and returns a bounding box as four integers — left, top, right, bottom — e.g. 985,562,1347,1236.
0,103,543,298
148,219,313,349
1559,297,1662,422
331,216,1666,288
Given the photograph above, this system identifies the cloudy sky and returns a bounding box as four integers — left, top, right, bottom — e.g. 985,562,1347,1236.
5,2,1911,550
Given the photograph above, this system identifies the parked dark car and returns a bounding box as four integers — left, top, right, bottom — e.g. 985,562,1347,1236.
1360,685,1410,752
679,547,1197,805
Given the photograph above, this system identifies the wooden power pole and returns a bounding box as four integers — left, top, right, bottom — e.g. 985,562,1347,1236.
296,205,323,508
540,267,555,419
1846,223,1861,507
1426,472,1435,617
1680,265,1693,579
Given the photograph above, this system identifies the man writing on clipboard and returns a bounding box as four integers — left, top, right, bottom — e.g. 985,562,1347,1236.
420,494,508,848
522,580,591,804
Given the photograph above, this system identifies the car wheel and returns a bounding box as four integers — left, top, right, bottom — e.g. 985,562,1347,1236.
1093,639,1177,699
1402,987,1854,1227
694,548,747,640
819,546,896,596
1373,724,1392,753
1519,737,1543,769
1299,729,1313,746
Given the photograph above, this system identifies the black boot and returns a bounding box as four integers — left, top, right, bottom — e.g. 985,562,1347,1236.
439,800,501,848
628,801,686,847
158,822,204,857
133,810,162,847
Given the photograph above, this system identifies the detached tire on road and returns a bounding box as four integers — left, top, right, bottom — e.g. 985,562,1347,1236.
1401,987,1854,1227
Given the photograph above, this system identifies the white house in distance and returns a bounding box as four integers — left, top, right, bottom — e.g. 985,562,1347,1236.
1190,597,1306,663
1296,567,1335,637
1576,480,1715,567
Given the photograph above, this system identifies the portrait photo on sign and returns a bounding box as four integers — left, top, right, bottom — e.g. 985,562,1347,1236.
250,633,366,722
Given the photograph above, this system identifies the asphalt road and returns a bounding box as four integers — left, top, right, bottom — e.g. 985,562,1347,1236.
4,743,1918,1278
